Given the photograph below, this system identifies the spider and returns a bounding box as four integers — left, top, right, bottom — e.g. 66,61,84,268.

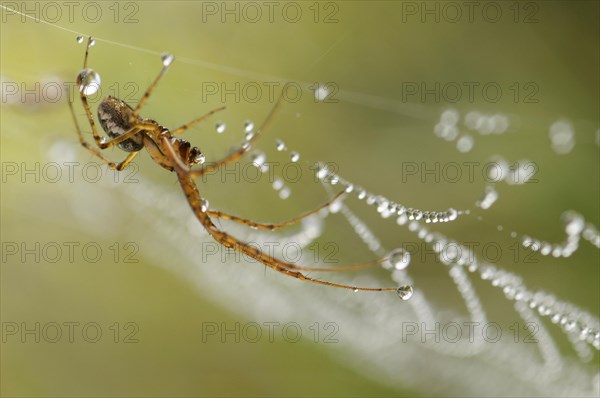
69,37,405,297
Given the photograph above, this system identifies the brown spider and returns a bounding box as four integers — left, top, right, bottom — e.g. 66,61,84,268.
69,37,402,296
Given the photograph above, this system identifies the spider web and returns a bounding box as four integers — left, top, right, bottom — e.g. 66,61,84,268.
2,2,599,396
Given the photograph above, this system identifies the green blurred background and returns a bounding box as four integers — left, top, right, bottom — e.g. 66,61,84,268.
1,1,599,396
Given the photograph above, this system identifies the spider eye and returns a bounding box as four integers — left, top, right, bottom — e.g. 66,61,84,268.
76,68,101,96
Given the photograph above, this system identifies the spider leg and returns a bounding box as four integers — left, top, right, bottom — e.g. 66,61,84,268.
190,92,285,179
75,83,113,149
130,55,173,122
68,101,139,171
207,191,346,231
82,36,92,68
206,191,389,273
171,106,227,136
210,227,394,289
160,136,397,293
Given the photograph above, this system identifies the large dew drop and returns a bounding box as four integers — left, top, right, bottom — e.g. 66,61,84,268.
396,285,413,301
77,69,101,96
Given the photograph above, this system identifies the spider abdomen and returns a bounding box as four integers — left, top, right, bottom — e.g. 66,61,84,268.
97,96,144,152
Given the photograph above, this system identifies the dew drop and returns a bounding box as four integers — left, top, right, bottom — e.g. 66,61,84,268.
551,314,561,324
440,109,459,126
327,175,340,185
279,187,291,200
215,122,226,134
507,160,536,185
89,38,96,47
312,84,329,102
549,120,575,155
244,120,254,133
486,156,509,182
316,164,328,180
77,69,101,96
564,212,585,236
245,131,255,141
251,151,266,168
76,36,84,44
386,248,411,270
396,214,408,225
456,134,474,153
200,198,209,213
161,52,174,67
329,200,342,213
447,208,458,221
275,139,287,151
477,186,498,209
540,242,552,256
194,153,206,165
353,288,359,293
290,151,300,162
397,285,413,301
272,178,284,191
434,123,459,140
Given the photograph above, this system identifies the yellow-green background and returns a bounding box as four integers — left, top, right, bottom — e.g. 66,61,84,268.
1,1,598,396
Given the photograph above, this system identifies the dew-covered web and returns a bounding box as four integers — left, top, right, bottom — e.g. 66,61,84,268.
4,4,599,396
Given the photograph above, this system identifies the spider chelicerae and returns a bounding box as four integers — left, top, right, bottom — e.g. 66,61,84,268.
69,36,406,297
